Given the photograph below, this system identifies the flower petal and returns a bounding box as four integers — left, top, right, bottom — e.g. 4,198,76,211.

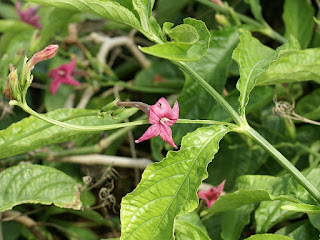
62,75,81,86
197,180,226,208
49,78,62,95
159,124,177,149
148,97,171,122
135,124,161,144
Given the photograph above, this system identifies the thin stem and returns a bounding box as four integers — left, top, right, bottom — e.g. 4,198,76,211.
175,61,243,126
246,126,320,203
196,0,287,44
177,119,237,127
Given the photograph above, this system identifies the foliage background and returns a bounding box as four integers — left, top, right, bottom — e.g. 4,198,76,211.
0,0,320,239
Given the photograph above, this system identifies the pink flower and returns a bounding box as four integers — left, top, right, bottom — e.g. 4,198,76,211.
197,180,226,208
15,1,42,29
49,58,81,95
135,97,179,148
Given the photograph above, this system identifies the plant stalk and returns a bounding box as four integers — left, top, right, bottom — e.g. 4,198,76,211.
176,61,243,126
247,126,320,203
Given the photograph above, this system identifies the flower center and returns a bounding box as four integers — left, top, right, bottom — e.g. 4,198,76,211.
57,70,65,76
160,117,169,124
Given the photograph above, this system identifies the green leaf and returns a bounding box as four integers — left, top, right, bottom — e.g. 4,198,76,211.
120,125,230,239
245,234,293,240
221,204,254,240
174,28,239,143
282,203,320,215
255,201,301,233
132,0,153,32
244,0,265,23
209,189,299,215
314,17,320,26
0,163,81,212
0,20,34,32
28,0,141,30
208,169,320,215
295,88,320,121
282,0,314,48
140,18,210,61
175,211,211,240
256,48,320,85
0,108,137,159
168,24,199,43
233,29,274,116
276,221,319,240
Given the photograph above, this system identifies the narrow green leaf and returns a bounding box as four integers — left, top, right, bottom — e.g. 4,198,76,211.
28,0,141,30
0,20,34,32
0,108,137,159
132,0,154,31
283,0,314,48
256,48,320,85
244,0,265,23
282,203,320,215
0,163,81,212
255,201,301,233
221,204,254,240
140,18,210,61
233,29,273,116
120,125,230,239
208,169,320,215
245,234,293,240
275,221,319,240
175,211,211,240
314,17,320,26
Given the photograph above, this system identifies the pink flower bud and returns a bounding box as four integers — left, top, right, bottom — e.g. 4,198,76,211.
28,45,59,70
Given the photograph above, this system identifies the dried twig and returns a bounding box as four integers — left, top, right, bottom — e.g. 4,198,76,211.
87,31,150,73
2,210,46,240
55,154,152,169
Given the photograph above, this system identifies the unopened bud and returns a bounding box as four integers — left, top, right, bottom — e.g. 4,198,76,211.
27,44,59,70
101,98,119,112
215,14,230,26
3,64,20,100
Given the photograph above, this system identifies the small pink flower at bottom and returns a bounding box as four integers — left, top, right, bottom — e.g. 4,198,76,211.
15,1,42,29
135,97,179,149
49,58,81,95
197,180,226,208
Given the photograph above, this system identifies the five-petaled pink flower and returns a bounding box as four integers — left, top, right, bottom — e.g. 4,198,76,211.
49,58,81,95
197,180,226,208
16,1,42,29
136,97,179,148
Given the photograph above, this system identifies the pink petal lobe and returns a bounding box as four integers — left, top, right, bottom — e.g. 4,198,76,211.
197,180,226,208
63,76,81,86
49,78,61,95
171,101,179,120
135,124,161,143
159,124,177,149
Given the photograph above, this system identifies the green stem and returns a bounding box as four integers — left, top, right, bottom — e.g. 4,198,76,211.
246,126,320,202
175,61,243,126
11,101,234,132
175,61,320,203
177,119,236,127
196,0,287,44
